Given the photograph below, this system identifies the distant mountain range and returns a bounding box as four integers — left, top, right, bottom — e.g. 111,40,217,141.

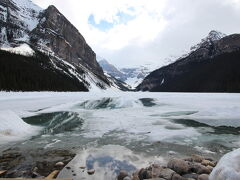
137,30,240,92
0,0,128,91
98,57,155,88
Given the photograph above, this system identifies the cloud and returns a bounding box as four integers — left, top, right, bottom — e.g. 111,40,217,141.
32,0,240,68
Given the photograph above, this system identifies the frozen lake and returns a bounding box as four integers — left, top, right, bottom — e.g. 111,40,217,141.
0,92,240,179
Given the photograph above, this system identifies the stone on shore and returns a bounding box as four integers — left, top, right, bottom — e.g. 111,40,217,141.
190,163,211,174
138,168,152,180
132,175,140,180
143,178,165,180
171,173,188,180
182,173,198,179
198,174,209,180
201,160,214,167
191,155,204,163
123,176,131,180
118,171,129,180
167,158,190,175
128,154,216,180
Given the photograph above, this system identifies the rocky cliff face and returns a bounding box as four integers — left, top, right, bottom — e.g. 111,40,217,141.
0,0,116,91
137,31,240,92
30,5,107,83
0,0,41,45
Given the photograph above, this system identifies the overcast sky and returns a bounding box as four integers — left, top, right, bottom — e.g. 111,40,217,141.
32,0,240,68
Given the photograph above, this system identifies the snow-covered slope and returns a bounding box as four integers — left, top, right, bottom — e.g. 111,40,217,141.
166,30,227,63
0,0,41,47
120,64,158,88
10,0,42,31
98,56,158,89
190,30,226,53
1,43,35,56
0,0,122,92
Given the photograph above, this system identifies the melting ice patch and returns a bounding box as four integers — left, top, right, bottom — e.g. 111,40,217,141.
0,92,240,158
76,97,143,110
74,97,201,144
23,111,84,135
0,110,41,144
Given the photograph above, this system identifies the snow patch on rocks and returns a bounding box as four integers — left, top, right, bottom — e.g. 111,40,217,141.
209,148,240,180
11,0,42,31
1,43,35,56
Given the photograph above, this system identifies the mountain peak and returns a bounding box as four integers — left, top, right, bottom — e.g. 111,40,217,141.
137,32,240,92
98,59,109,64
46,5,59,13
189,30,226,52
207,30,226,42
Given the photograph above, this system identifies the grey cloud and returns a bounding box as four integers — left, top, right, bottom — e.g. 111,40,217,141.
33,0,240,68
98,0,240,67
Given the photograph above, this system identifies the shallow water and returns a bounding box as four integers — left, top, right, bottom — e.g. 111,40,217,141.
0,92,240,179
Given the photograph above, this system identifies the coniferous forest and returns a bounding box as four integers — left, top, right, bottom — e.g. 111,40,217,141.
137,50,240,92
0,50,88,91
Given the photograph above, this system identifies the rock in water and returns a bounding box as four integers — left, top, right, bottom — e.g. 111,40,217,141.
55,162,64,167
87,169,95,175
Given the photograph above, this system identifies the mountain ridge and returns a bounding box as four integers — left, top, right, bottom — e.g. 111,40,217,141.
137,31,240,92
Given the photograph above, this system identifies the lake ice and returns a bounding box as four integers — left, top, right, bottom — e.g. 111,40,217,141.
0,92,240,179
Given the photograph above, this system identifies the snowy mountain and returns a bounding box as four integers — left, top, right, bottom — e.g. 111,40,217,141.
137,30,240,92
189,30,227,53
120,66,152,88
165,30,227,63
98,56,156,88
0,0,124,91
97,57,125,80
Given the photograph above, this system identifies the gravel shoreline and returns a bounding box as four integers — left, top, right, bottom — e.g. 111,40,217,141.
117,154,216,180
0,149,216,180
0,148,75,178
